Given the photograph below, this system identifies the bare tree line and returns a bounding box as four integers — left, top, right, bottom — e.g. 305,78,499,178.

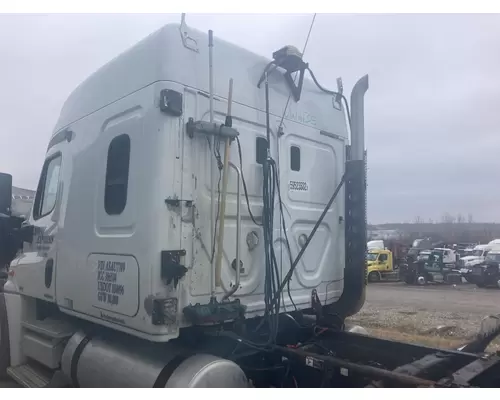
413,213,474,224
370,214,500,244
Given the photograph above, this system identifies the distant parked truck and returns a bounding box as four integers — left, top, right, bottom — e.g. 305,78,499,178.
366,249,398,282
458,244,500,275
10,186,35,219
400,248,461,285
466,250,500,288
406,238,433,263
365,239,408,282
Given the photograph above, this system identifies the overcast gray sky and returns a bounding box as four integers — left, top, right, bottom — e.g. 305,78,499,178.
1,13,499,224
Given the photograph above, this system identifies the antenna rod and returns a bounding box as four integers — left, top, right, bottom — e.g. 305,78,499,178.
227,78,233,121
208,29,216,296
215,79,234,289
209,30,214,124
265,72,271,153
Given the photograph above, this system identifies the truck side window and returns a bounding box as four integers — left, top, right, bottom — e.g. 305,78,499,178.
378,254,388,262
33,154,62,220
290,146,300,171
105,134,130,215
256,137,267,165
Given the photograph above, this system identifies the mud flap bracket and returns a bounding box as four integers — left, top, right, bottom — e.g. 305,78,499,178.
161,250,187,289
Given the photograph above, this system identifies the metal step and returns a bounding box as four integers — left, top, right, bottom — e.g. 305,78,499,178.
380,272,399,280
22,318,75,340
6,363,53,388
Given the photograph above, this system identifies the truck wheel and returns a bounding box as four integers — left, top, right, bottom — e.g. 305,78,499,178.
417,276,427,285
0,293,10,379
368,272,380,283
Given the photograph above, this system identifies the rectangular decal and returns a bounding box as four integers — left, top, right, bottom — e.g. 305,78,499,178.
288,180,309,192
89,254,139,318
97,260,126,306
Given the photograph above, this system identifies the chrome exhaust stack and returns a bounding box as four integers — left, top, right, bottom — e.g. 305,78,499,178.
330,74,369,318
349,75,369,162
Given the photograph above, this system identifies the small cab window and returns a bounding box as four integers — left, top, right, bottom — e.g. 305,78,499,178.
256,137,267,165
290,146,300,171
378,254,388,262
34,154,62,220
105,134,131,215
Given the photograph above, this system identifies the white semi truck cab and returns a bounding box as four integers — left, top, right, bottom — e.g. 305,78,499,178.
1,22,500,388
459,244,493,269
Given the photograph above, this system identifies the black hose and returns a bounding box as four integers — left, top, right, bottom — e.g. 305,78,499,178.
306,67,351,132
239,60,352,348
236,137,262,226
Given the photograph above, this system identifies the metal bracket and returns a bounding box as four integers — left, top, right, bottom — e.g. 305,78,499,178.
186,118,239,140
152,297,179,326
447,354,500,386
183,297,246,325
179,14,199,53
160,89,183,116
284,69,306,102
165,198,193,208
311,289,323,320
333,77,343,111
231,258,245,274
311,288,344,330
161,250,187,289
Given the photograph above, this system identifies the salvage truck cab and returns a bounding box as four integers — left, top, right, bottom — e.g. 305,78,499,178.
2,22,500,389
401,249,461,286
459,244,491,270
0,23,369,388
366,249,397,282
4,25,360,340
467,251,500,289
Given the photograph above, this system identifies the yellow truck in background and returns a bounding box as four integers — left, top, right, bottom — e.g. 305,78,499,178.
366,248,398,282
366,239,409,282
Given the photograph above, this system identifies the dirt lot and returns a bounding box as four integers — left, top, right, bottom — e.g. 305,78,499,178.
348,282,500,350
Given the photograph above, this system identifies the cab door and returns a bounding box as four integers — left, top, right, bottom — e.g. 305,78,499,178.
11,145,64,303
378,253,390,270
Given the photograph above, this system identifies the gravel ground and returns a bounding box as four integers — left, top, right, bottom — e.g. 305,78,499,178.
348,282,500,348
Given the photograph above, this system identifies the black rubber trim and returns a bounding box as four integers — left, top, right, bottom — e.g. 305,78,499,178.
326,156,367,319
70,335,91,388
0,293,11,379
153,353,193,388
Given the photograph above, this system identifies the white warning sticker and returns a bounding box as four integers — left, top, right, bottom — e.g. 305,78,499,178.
288,180,309,192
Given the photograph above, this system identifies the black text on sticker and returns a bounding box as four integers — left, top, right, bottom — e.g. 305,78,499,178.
289,180,309,192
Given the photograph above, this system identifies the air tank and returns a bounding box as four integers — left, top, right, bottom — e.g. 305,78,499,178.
61,331,249,388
